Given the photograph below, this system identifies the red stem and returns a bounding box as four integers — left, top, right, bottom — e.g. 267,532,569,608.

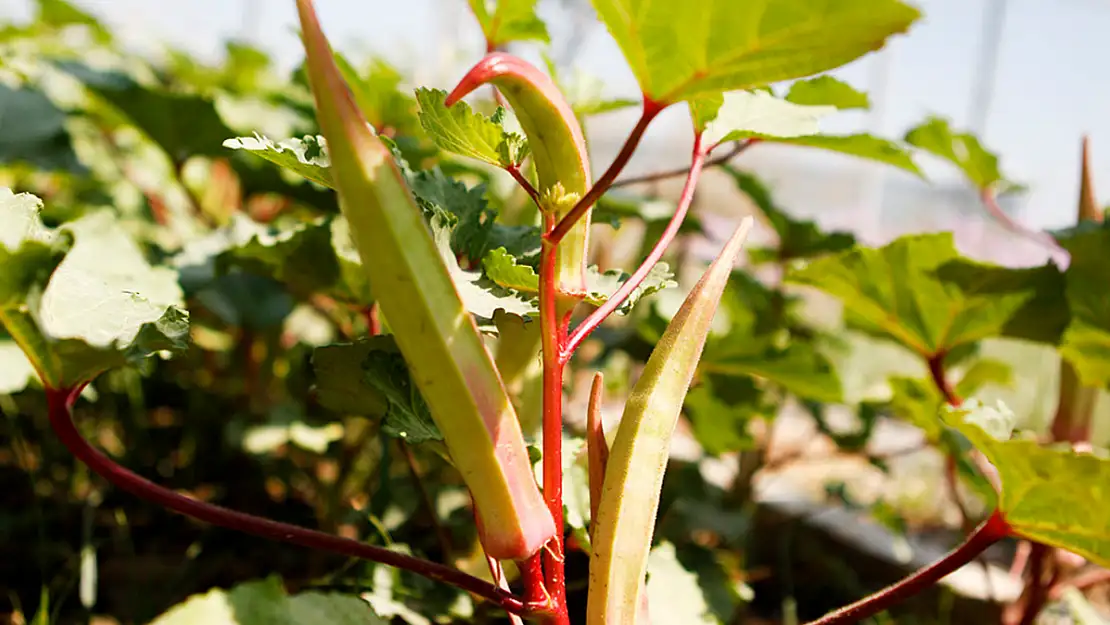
926,352,961,407
563,133,708,360
365,303,381,336
44,386,534,617
539,218,572,623
1016,544,1053,625
507,164,542,207
806,510,1012,625
610,139,754,188
546,98,665,247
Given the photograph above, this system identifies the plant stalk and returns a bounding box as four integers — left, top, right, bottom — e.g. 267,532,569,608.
546,98,665,247
564,133,708,359
44,385,535,618
807,510,1011,625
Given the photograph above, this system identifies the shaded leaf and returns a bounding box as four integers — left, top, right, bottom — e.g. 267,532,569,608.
467,0,550,46
944,402,1110,567
684,378,763,455
590,0,920,103
362,337,443,444
785,75,870,109
787,232,1067,356
66,65,237,163
311,341,389,417
415,88,528,168
334,55,420,135
0,83,86,173
1055,222,1110,387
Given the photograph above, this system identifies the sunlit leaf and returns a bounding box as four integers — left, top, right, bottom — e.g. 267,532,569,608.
645,542,720,625
904,116,1014,190
150,576,386,625
223,134,332,188
589,0,920,103
467,0,549,46
785,75,870,110
0,191,188,389
787,233,1067,356
697,90,834,144
415,88,528,168
944,402,1110,567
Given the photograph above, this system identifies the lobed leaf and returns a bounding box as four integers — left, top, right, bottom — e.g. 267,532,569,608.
0,190,189,389
944,403,1110,567
466,0,550,46
223,134,333,188
415,88,528,168
786,232,1067,357
295,0,553,560
589,0,920,103
588,217,753,625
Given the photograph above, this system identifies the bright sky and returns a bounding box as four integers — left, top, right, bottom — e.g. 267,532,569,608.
4,0,1110,232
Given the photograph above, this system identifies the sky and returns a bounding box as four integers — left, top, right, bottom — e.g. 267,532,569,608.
4,0,1110,235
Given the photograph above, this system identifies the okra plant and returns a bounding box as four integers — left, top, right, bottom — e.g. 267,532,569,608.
4,0,1110,624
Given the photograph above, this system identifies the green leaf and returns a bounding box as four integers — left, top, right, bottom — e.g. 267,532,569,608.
483,247,539,293
311,341,389,417
584,263,678,315
429,213,537,320
590,0,920,103
333,55,421,135
415,88,528,168
726,167,855,262
150,576,386,625
0,192,189,389
944,402,1110,567
645,542,720,625
699,90,835,145
223,135,333,189
362,337,443,444
705,344,842,403
467,0,550,46
589,219,753,623
35,0,111,41
481,249,676,316
0,83,86,173
67,66,237,163
785,75,870,109
904,116,1013,190
1056,222,1110,388
787,232,1067,356
684,378,763,455
751,133,921,176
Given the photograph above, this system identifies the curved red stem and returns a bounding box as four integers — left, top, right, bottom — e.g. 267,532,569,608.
563,132,708,360
926,352,961,406
45,386,533,617
807,510,1012,625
